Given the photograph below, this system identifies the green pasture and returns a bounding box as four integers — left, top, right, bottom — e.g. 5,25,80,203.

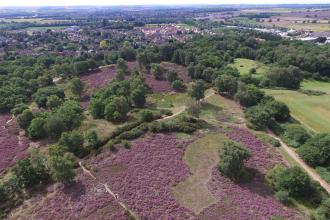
229,58,269,76
265,80,330,133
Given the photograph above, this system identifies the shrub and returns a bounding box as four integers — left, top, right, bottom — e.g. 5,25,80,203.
186,99,202,118
89,98,105,119
28,117,47,139
59,131,86,157
189,80,206,101
245,105,272,130
275,190,290,205
87,130,99,149
234,83,264,107
263,99,290,122
282,124,311,148
107,140,116,151
275,166,312,198
266,66,303,89
131,88,146,107
45,115,65,139
10,103,29,116
17,109,33,130
46,95,62,110
139,110,154,122
151,63,164,80
167,69,178,82
122,140,131,149
298,133,330,167
171,80,185,92
214,74,238,96
104,96,130,122
218,140,251,182
32,86,64,108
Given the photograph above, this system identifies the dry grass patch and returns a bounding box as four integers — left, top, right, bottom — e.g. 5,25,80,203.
173,133,228,214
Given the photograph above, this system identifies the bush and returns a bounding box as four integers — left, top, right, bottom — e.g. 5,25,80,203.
263,99,290,122
214,74,238,97
45,115,65,139
282,124,311,148
218,140,251,182
11,103,29,116
46,95,62,110
186,99,202,118
107,140,116,151
139,110,154,122
151,63,164,80
275,166,312,198
104,96,130,122
131,88,146,107
266,66,303,89
298,133,330,167
167,69,178,82
171,80,185,92
32,86,64,108
234,83,264,107
28,117,47,139
89,98,105,119
87,130,99,149
17,109,33,130
245,105,272,130
59,131,86,157
275,190,290,205
122,140,131,149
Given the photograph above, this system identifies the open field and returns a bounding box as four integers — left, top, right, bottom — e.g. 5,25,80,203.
260,21,330,32
229,58,269,76
0,18,71,24
24,26,70,31
265,80,330,133
173,133,228,214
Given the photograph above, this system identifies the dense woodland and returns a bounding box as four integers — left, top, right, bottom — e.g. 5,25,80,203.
0,6,330,220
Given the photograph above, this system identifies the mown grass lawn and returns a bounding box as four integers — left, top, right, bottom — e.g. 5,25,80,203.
265,80,330,133
229,58,269,76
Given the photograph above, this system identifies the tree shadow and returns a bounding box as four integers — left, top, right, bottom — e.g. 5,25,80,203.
239,168,274,198
63,180,87,202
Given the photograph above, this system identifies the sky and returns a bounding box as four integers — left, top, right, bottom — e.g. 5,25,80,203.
1,0,330,7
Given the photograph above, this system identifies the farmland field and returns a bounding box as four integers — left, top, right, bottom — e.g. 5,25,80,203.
229,58,269,76
265,80,330,133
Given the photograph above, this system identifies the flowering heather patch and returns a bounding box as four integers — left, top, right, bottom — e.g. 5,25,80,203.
226,125,284,172
80,61,137,90
89,133,198,219
199,169,303,220
161,62,191,83
10,170,127,220
143,73,172,93
0,114,30,173
197,126,303,219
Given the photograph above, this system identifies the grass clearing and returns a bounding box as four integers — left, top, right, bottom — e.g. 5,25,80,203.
265,80,330,133
173,133,229,214
229,58,269,76
147,92,189,115
80,113,118,143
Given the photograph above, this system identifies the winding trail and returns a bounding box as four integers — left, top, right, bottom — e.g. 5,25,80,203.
78,162,138,218
267,132,330,194
158,90,216,121
163,89,330,194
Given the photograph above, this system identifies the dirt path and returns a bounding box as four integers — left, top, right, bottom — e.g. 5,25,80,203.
78,162,138,218
208,92,330,194
267,132,330,194
158,90,216,121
